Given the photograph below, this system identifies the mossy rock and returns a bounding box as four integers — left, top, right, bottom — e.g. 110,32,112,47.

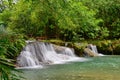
90,39,120,55
71,43,88,56
46,39,88,56
48,39,65,46
45,39,120,56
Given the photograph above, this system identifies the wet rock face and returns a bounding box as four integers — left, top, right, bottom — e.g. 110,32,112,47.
84,48,99,57
83,44,104,57
53,44,65,53
53,44,76,56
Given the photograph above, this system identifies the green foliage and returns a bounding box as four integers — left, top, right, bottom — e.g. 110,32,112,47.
72,43,88,56
0,57,22,80
0,33,25,59
80,0,120,39
56,0,102,40
1,0,120,41
0,0,106,41
0,25,25,80
87,39,120,55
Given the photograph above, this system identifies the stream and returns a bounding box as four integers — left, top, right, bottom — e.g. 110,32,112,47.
19,56,120,80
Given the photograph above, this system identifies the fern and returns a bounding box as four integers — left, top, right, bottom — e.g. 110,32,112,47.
0,57,22,80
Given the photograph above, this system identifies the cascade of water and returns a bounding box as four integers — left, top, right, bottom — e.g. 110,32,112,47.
17,42,81,68
62,48,76,57
17,51,40,67
87,44,104,56
89,45,98,53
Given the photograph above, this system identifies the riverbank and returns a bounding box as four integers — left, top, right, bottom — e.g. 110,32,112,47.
41,39,120,56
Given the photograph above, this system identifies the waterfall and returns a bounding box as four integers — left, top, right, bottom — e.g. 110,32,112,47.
62,48,76,57
17,42,82,68
87,44,104,56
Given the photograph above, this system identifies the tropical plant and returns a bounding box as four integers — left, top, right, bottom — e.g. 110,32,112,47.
0,24,25,80
0,57,22,80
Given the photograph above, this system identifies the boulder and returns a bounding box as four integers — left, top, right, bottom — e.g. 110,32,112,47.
84,48,99,57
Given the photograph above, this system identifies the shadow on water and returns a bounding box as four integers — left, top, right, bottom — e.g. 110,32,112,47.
19,56,120,80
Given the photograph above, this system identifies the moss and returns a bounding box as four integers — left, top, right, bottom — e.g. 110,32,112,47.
95,40,113,55
46,39,88,56
73,39,120,55
45,39,120,56
88,40,120,55
48,39,65,46
72,43,88,56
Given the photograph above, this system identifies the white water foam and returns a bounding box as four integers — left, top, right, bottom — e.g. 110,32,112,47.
17,42,88,68
87,44,104,56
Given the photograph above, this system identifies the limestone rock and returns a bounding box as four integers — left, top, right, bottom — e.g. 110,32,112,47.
84,48,99,57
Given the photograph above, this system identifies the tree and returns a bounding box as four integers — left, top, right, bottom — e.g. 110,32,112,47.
2,0,103,41
80,0,120,39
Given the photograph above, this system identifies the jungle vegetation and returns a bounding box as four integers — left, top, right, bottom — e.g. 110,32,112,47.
0,0,120,80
